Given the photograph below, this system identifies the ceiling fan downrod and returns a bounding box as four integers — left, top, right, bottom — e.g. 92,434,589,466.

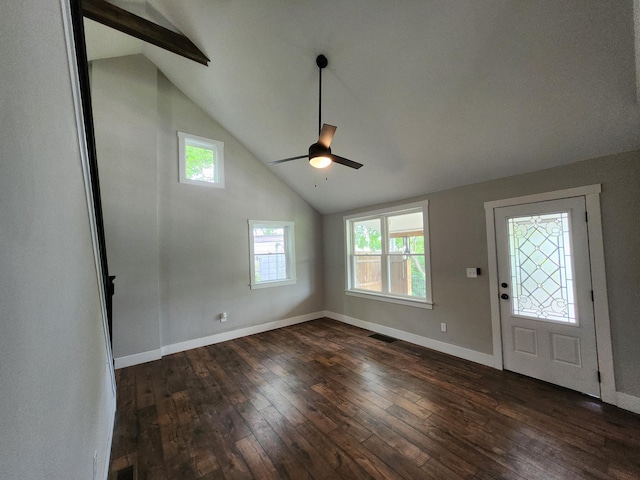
266,54,363,170
316,54,328,136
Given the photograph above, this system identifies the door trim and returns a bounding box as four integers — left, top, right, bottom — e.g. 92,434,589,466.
485,185,616,404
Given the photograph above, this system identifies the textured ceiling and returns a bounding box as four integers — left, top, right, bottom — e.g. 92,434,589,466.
85,1,640,214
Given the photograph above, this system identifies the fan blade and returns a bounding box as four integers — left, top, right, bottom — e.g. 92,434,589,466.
318,124,337,148
331,154,363,169
267,155,309,165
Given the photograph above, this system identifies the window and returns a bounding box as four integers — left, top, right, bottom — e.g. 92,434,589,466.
249,220,296,289
507,212,577,323
178,132,224,188
345,201,432,308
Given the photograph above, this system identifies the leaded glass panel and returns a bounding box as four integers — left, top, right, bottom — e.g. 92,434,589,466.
507,212,577,323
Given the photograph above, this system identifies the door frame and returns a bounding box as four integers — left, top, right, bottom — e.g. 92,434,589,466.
485,185,616,404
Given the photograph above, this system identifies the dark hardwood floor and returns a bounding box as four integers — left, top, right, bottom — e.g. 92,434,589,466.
109,318,640,479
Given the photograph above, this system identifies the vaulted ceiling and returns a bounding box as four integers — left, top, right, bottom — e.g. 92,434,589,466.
84,0,640,214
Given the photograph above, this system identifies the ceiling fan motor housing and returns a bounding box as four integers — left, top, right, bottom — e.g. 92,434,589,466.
309,142,330,159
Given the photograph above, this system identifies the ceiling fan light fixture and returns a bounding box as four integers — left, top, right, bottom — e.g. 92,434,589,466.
309,155,332,168
309,142,332,168
267,55,363,170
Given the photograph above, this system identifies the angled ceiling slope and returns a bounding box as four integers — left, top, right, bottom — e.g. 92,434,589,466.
85,1,640,214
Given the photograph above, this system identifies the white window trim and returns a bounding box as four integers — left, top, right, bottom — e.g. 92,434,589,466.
178,131,225,188
248,220,296,289
344,200,433,308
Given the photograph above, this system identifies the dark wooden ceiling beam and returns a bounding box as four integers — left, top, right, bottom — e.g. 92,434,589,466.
82,0,209,66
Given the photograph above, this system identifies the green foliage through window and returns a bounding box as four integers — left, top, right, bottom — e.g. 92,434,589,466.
391,235,424,254
354,223,382,252
179,132,224,187
409,255,426,297
347,204,431,304
186,145,215,182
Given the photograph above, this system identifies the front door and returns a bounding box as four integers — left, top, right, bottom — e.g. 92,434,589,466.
495,197,600,397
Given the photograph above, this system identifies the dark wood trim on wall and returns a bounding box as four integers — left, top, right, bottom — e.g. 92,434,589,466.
81,0,209,66
69,0,114,350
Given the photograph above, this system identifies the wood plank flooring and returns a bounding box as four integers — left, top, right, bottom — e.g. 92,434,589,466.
109,318,640,479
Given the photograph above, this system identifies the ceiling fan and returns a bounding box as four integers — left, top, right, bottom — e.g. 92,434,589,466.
268,55,363,170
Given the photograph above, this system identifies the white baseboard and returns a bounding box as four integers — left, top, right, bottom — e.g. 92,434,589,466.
114,349,162,369
325,311,640,416
616,391,640,415
113,311,495,370
325,311,498,368
112,310,640,417
113,311,324,368
161,311,323,356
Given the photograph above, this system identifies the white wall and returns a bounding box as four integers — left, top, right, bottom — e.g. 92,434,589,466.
324,150,640,399
0,1,115,479
90,55,324,360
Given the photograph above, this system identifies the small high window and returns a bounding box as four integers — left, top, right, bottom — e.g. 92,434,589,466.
248,220,296,289
178,132,224,188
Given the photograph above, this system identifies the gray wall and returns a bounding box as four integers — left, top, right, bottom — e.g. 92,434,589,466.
91,56,324,357
0,1,115,479
324,151,640,397
156,72,324,345
91,56,161,358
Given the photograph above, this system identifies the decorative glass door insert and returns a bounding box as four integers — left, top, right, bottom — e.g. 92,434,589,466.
495,197,599,397
507,212,577,323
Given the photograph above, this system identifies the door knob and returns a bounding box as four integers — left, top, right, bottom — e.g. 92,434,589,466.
501,293,509,300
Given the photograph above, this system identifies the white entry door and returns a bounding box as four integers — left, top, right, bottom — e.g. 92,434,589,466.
495,197,600,397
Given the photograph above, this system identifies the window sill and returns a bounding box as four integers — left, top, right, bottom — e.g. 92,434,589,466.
250,279,297,290
180,178,225,188
345,290,433,309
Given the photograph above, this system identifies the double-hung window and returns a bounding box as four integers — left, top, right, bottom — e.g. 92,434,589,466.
345,201,432,308
249,220,296,289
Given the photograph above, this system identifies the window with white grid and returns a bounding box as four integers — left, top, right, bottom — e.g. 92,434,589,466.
248,220,296,289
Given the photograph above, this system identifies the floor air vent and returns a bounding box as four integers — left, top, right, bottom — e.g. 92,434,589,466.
369,333,397,343
115,465,135,480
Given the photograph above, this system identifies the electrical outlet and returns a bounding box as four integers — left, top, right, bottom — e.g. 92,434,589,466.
440,322,447,332
220,312,227,322
466,267,480,278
